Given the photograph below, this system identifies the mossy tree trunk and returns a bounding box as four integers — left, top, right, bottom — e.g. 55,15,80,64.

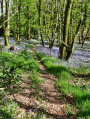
66,19,82,60
81,2,88,47
66,0,88,60
59,0,73,60
4,0,11,47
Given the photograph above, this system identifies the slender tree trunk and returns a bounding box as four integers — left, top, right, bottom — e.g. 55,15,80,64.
16,0,21,44
13,1,17,40
78,34,81,44
81,26,84,43
1,0,5,37
4,0,11,47
38,0,44,47
27,6,30,40
1,0,4,28
81,27,90,48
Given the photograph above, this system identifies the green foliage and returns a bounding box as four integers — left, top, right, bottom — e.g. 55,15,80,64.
28,60,39,72
0,51,14,61
0,90,17,119
0,49,39,89
24,108,46,119
66,104,73,116
29,71,42,95
0,52,22,87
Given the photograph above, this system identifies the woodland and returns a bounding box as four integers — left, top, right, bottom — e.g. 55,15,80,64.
0,0,90,119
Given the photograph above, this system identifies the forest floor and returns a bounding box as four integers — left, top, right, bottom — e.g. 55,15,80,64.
9,45,76,119
0,37,90,118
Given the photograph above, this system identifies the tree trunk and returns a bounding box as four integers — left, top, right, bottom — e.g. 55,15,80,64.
1,0,4,36
66,1,88,60
4,0,11,47
66,19,82,60
59,0,73,59
38,0,44,47
81,26,84,44
81,27,90,48
16,0,21,44
27,6,30,40
1,0,4,28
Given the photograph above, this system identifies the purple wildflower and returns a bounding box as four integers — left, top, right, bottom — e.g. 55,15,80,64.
4,100,7,103
29,109,32,115
34,108,37,113
42,114,45,118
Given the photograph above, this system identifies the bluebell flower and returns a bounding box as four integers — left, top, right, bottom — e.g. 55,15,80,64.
34,108,37,113
42,114,45,118
7,95,10,99
29,109,32,115
4,100,7,103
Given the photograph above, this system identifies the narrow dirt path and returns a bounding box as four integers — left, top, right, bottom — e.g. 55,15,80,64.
33,46,65,115
10,46,75,119
32,46,75,119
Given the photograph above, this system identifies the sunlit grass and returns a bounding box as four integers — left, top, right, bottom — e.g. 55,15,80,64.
30,71,42,91
37,52,71,79
69,65,90,75
37,52,90,118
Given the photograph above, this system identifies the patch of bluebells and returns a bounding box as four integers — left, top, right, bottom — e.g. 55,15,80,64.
0,37,32,53
36,41,90,69
29,108,46,119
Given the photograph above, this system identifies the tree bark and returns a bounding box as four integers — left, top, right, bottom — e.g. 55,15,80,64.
66,19,82,60
59,0,73,59
1,0,4,36
16,0,21,44
4,0,11,47
27,6,30,40
38,0,44,47
81,27,90,48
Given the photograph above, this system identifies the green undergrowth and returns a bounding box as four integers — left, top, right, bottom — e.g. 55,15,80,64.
0,47,41,119
69,65,90,76
30,71,42,94
37,52,90,119
0,89,17,119
0,48,40,87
